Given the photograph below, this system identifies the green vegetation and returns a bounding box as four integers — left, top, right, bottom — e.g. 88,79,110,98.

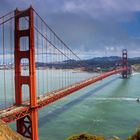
67,133,105,140
126,128,140,140
1,118,140,140
67,129,140,140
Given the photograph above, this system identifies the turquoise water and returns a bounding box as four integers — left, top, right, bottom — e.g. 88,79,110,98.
38,72,140,139
3,70,140,139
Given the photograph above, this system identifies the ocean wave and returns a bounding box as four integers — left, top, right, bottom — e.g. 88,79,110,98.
132,72,140,76
92,97,137,101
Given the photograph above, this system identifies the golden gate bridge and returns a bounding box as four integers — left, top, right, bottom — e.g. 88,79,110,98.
0,6,131,140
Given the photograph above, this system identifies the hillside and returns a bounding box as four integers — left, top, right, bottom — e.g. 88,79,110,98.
0,120,28,140
132,64,140,72
67,131,140,140
1,119,140,140
36,56,140,72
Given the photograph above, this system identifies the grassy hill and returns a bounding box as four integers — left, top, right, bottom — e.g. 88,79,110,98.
0,120,28,140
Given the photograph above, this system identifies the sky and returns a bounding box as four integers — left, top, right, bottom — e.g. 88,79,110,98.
1,0,140,59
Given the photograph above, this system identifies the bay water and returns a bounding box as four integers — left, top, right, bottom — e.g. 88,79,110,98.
1,70,140,139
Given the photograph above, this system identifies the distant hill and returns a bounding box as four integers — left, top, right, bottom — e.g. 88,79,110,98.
36,56,140,70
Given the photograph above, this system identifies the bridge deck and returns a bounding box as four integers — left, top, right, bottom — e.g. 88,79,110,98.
0,68,125,123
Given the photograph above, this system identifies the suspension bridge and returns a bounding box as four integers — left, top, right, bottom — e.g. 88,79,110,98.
0,6,131,140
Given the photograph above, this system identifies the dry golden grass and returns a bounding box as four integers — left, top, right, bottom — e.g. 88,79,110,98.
1,118,140,140
0,120,29,140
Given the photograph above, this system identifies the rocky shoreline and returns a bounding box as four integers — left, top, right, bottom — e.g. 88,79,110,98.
0,120,29,140
67,130,140,140
132,64,140,73
1,119,140,140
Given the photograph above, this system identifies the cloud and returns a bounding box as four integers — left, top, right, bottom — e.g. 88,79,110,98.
1,0,140,58
61,0,140,15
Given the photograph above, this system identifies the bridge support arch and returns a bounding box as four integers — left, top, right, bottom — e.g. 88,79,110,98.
14,7,38,140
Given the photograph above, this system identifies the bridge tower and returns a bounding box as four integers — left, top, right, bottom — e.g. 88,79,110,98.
122,49,128,78
14,7,38,140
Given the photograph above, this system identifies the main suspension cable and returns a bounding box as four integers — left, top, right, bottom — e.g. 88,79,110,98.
33,9,81,61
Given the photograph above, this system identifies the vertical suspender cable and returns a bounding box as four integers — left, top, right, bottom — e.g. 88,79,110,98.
10,14,14,104
62,45,64,88
2,17,6,108
58,40,60,89
36,15,40,97
64,45,66,86
61,42,63,88
50,31,52,92
53,34,56,88
41,21,44,94
45,26,48,93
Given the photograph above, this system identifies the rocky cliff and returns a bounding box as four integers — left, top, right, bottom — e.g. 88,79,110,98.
0,120,29,140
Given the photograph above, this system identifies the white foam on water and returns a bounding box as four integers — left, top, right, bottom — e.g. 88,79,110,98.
132,72,140,76
92,97,137,101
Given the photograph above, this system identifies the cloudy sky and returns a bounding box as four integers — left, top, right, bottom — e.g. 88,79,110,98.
1,0,140,58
